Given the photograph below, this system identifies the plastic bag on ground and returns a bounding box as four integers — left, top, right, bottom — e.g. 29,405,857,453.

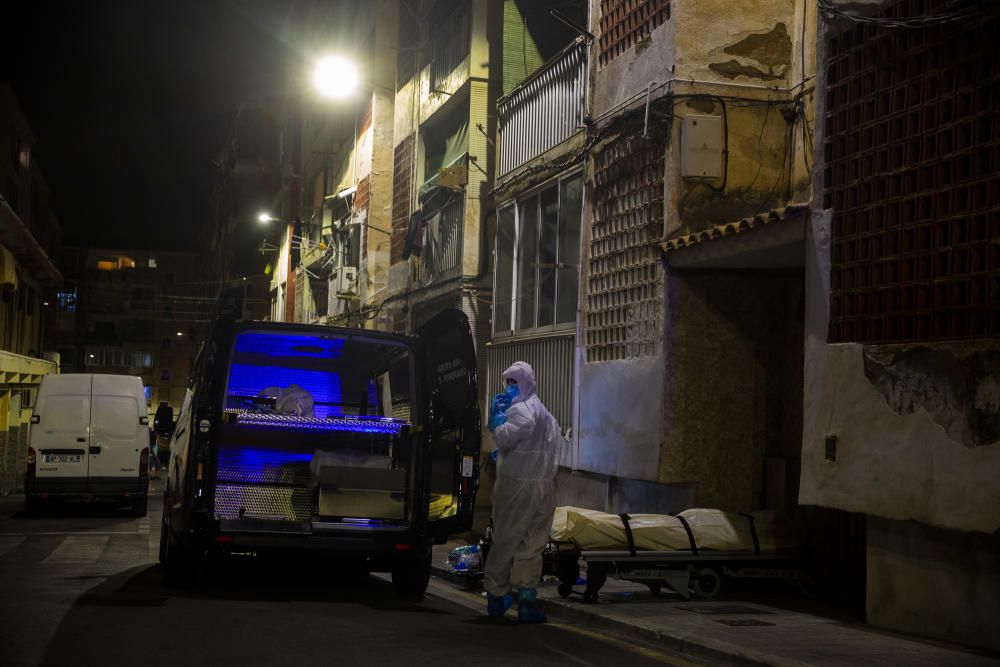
446,543,482,572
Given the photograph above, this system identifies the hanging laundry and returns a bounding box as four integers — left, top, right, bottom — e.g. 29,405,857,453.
401,211,427,260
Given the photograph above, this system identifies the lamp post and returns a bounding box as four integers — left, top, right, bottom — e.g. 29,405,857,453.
313,54,360,100
257,211,298,323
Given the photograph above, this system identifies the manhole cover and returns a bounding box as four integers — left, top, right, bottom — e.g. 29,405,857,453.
714,619,776,627
677,605,771,615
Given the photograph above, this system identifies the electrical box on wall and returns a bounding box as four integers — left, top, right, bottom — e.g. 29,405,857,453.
681,115,722,180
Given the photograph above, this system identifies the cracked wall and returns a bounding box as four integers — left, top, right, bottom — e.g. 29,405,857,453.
863,346,1000,449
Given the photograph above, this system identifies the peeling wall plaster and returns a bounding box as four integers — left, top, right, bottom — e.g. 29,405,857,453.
709,23,792,81
863,346,1000,449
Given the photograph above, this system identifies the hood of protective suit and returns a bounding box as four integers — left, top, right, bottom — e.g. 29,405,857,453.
502,361,536,404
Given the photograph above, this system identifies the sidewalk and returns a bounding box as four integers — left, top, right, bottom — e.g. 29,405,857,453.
431,540,999,667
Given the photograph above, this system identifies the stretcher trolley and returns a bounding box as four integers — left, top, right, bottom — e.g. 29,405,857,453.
544,512,813,603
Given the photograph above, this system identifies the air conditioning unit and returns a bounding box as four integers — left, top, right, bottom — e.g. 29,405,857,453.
336,266,358,298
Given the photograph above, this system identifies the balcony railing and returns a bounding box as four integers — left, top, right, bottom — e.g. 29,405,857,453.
420,195,464,282
498,37,588,176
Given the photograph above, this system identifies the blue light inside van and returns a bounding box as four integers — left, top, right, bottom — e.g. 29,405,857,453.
235,414,403,434
227,364,343,419
233,332,345,358
218,447,314,468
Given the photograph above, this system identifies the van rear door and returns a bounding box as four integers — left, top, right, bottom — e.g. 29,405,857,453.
88,375,144,494
32,376,92,493
414,309,480,540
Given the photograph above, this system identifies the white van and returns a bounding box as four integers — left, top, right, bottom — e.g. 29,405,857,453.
26,374,150,516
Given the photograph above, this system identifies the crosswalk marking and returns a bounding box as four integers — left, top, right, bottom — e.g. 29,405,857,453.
0,536,26,557
41,535,110,564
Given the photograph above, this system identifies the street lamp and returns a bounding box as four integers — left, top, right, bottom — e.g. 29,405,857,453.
312,54,359,100
258,212,277,225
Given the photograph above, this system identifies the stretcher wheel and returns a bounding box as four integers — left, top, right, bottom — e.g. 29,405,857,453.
557,583,573,598
647,583,662,596
692,567,723,599
582,590,598,604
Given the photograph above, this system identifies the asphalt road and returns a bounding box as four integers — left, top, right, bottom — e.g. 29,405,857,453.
0,485,712,667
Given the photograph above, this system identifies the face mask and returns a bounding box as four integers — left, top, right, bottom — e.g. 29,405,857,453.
504,384,520,399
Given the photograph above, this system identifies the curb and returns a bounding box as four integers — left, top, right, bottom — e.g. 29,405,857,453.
429,563,801,667
533,595,810,667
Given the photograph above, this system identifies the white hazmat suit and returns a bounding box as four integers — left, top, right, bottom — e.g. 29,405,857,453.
484,361,561,598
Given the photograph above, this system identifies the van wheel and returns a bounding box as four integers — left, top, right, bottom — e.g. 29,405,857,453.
391,554,431,599
25,496,41,517
163,527,195,589
131,495,148,517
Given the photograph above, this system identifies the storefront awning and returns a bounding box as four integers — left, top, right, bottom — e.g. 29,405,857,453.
660,204,808,270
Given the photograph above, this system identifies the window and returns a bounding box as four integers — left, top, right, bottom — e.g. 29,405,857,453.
430,0,471,90
494,171,583,334
57,290,77,312
160,368,171,382
130,287,154,309
130,351,153,368
97,258,118,271
14,129,30,170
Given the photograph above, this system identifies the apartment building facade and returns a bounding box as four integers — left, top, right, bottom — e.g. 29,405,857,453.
0,84,62,494
57,247,205,421
803,0,1000,649
212,2,998,648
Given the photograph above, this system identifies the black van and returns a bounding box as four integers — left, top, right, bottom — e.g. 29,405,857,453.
159,290,480,596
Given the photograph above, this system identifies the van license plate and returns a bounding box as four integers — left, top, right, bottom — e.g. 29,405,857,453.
44,454,81,464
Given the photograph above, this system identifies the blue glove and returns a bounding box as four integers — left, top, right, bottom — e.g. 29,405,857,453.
487,410,507,432
490,449,498,463
488,392,508,432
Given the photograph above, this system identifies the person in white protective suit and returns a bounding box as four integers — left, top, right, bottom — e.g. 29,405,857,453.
484,361,561,623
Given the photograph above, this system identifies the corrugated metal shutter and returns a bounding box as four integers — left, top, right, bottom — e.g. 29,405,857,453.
486,333,575,431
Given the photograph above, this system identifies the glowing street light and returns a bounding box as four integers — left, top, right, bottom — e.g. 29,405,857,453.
312,54,359,100
258,212,277,224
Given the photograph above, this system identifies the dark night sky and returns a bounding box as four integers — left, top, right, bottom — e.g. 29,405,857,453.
3,1,294,251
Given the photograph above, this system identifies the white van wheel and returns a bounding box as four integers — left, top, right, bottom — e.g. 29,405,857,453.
130,495,148,517
25,496,41,517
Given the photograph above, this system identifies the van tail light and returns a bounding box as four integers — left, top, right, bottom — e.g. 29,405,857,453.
139,447,149,476
27,447,36,476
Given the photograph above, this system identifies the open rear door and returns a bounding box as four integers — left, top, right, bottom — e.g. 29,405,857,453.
415,308,480,540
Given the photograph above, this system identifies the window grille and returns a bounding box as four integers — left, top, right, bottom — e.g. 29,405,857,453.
825,3,1000,342
598,0,671,68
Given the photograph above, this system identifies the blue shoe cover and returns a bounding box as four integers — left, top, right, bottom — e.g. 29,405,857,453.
516,587,547,624
487,593,513,618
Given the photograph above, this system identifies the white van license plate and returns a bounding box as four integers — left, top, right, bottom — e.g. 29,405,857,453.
44,454,81,464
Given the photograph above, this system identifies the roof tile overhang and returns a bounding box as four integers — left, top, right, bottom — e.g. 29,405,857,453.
660,204,809,270
0,197,62,287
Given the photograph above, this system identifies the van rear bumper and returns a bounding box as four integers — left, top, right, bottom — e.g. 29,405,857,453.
197,519,427,564
26,476,149,499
